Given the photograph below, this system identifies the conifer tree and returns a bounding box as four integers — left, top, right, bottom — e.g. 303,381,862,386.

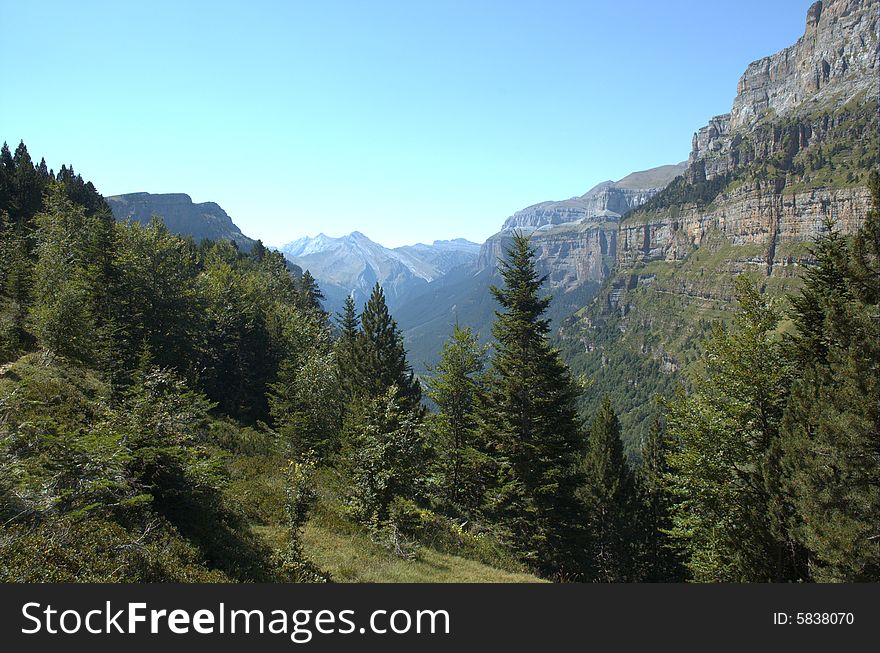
578,397,636,581
31,186,112,362
341,387,426,529
269,315,343,460
635,415,686,582
781,171,880,582
427,324,491,517
479,232,584,575
355,283,422,412
0,211,32,355
665,276,806,582
297,270,327,318
334,295,362,402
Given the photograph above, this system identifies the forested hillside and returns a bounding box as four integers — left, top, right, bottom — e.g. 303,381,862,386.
1,139,878,582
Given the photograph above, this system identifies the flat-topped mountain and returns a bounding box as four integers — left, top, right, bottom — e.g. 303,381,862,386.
500,163,686,232
106,192,256,250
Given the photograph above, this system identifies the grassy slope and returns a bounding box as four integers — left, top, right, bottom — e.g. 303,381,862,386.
229,447,544,584
256,524,543,583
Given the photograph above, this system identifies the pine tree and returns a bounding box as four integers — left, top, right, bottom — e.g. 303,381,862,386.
269,318,343,460
31,186,113,362
479,232,585,575
578,397,636,581
781,171,880,582
0,211,32,355
109,218,203,386
427,324,491,517
341,387,426,530
354,283,422,412
11,142,43,224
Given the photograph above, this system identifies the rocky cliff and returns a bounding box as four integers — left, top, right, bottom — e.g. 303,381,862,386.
688,0,878,183
480,163,685,293
106,192,257,250
618,183,873,270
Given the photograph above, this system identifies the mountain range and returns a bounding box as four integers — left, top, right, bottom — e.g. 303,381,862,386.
102,0,878,443
279,233,480,312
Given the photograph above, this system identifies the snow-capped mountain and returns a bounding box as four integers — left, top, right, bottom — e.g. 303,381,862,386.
279,231,480,312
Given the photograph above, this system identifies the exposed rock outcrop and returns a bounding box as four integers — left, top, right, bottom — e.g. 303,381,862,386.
481,223,618,293
688,0,878,182
106,192,256,250
618,183,873,270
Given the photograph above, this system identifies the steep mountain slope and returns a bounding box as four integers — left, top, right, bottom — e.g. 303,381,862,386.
559,0,879,452
280,232,480,314
106,192,257,250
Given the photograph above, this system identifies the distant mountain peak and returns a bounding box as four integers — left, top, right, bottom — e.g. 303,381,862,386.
279,231,481,315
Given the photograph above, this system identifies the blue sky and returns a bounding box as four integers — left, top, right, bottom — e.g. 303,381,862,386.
3,1,809,247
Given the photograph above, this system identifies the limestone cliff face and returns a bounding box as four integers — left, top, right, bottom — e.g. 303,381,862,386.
481,163,686,292
688,0,878,182
501,185,658,231
565,0,878,403
618,184,873,270
480,223,618,292
730,0,878,130
107,192,256,250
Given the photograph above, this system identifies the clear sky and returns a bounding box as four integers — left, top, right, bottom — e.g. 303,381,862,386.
3,0,809,248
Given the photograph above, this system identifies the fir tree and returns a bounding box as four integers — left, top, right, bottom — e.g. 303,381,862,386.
269,316,343,460
426,324,491,517
297,270,327,318
479,232,585,575
341,387,426,529
665,276,806,582
781,171,880,582
355,283,422,412
578,397,636,582
334,295,361,402
635,415,686,582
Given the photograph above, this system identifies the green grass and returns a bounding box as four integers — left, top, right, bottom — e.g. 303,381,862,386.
255,524,545,583
231,453,545,584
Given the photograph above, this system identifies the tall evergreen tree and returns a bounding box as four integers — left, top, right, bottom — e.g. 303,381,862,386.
578,397,636,582
269,311,343,460
31,186,112,362
354,283,422,412
334,295,361,402
635,415,686,582
108,218,203,386
341,387,426,530
297,270,327,318
427,324,491,517
479,232,585,575
781,172,880,582
665,276,806,582
0,211,32,356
